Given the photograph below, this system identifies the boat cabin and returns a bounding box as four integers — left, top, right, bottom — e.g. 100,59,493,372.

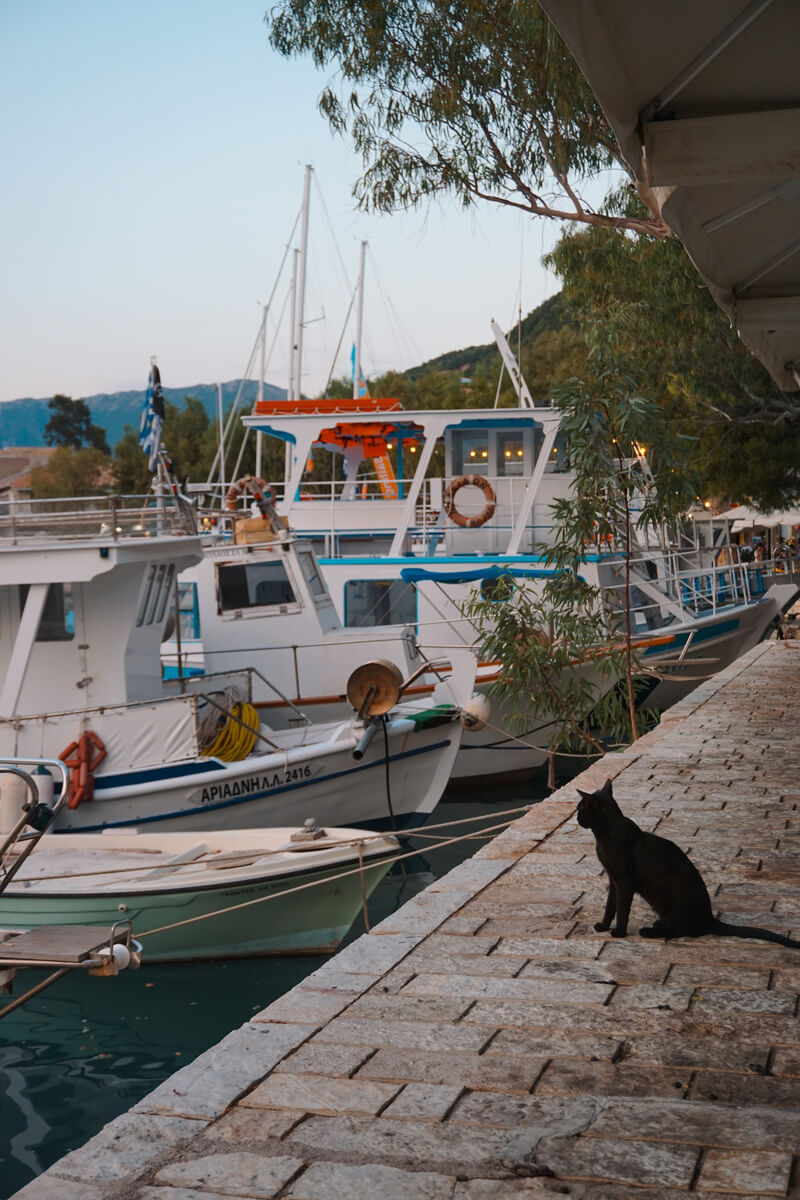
0,514,202,721
241,399,571,558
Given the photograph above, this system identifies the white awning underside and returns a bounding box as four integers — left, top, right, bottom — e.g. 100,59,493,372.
538,0,800,392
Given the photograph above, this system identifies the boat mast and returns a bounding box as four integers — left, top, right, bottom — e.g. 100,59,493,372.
353,240,367,398
256,303,267,478
292,163,312,403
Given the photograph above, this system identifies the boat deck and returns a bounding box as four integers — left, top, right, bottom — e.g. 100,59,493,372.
12,637,800,1199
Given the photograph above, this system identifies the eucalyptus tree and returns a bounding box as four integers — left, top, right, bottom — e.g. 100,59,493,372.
547,205,800,509
266,0,667,237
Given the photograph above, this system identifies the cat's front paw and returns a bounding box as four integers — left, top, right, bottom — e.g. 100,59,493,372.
594,922,611,932
610,926,627,938
639,925,659,938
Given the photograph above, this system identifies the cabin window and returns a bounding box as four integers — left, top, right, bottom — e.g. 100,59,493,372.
177,582,200,639
136,563,176,626
453,429,490,476
344,579,417,628
545,430,571,473
480,575,515,602
18,583,75,641
217,560,297,612
298,550,327,599
497,433,526,476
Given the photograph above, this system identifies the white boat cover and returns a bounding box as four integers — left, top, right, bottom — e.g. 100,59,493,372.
2,696,200,774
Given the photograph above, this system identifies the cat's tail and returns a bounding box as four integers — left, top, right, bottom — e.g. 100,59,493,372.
710,918,800,949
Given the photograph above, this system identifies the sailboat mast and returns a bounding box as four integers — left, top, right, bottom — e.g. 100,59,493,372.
292,163,312,403
353,240,367,399
256,303,267,478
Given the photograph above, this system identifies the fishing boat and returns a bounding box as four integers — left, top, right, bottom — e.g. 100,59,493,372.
0,493,475,836
0,821,398,962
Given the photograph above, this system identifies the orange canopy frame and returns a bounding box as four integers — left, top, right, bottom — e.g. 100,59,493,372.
252,396,403,417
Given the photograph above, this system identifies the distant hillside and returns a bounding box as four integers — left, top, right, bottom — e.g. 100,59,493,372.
0,380,286,450
406,293,568,379
1,291,567,448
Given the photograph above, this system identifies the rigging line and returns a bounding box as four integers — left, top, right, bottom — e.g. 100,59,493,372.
134,814,526,940
323,287,356,395
476,714,610,759
206,207,301,487
229,426,251,485
400,802,532,835
411,581,474,650
312,172,354,298
7,834,400,884
387,294,425,366
365,252,403,364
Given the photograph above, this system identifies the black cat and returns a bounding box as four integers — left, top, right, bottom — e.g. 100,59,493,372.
576,778,800,947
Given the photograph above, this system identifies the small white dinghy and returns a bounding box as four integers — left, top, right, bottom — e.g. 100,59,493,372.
0,821,398,963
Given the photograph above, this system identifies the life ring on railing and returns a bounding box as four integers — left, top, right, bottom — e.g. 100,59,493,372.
59,730,107,810
225,475,271,513
444,475,496,529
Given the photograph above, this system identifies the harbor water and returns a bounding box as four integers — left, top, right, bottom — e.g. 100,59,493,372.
0,779,567,1198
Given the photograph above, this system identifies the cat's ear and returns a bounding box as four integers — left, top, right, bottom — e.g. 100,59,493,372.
576,788,591,800
601,779,614,796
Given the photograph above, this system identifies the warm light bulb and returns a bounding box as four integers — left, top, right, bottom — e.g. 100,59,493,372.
410,446,416,453
505,450,511,457
470,450,476,457
387,442,394,449
481,450,488,457
517,450,523,456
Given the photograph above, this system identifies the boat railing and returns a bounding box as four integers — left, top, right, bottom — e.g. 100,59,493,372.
0,492,197,543
603,550,772,629
0,758,70,887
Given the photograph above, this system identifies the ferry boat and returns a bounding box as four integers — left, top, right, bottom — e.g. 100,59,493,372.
160,395,796,781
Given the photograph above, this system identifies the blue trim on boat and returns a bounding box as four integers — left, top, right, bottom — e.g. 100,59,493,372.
642,616,741,657
68,739,452,831
94,759,223,791
401,564,555,584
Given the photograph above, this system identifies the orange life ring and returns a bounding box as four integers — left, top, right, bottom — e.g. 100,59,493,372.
225,476,271,513
444,475,496,529
60,730,107,810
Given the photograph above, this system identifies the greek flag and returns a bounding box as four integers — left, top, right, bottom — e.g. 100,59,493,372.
139,362,165,471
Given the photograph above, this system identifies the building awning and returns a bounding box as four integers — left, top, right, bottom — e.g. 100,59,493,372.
538,0,800,392
716,504,800,530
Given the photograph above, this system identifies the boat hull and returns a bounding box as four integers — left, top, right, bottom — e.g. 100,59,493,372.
0,857,392,962
54,717,460,835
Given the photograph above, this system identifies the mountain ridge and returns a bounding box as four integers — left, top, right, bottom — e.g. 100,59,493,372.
0,293,566,448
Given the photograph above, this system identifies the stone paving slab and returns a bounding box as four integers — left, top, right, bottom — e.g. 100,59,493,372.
13,639,800,1198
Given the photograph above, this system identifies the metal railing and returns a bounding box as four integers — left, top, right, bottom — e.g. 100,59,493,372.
0,492,197,543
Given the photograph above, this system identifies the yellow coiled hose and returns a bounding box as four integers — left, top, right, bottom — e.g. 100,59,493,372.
200,701,259,762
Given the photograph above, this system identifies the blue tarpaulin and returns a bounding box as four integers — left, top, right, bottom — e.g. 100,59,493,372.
400,564,554,584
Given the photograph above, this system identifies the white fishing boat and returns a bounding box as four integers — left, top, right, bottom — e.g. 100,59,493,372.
0,494,475,836
0,821,398,962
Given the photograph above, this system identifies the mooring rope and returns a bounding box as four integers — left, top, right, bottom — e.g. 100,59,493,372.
133,811,531,942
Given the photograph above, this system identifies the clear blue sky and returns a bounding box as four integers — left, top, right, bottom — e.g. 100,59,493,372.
0,0,561,407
